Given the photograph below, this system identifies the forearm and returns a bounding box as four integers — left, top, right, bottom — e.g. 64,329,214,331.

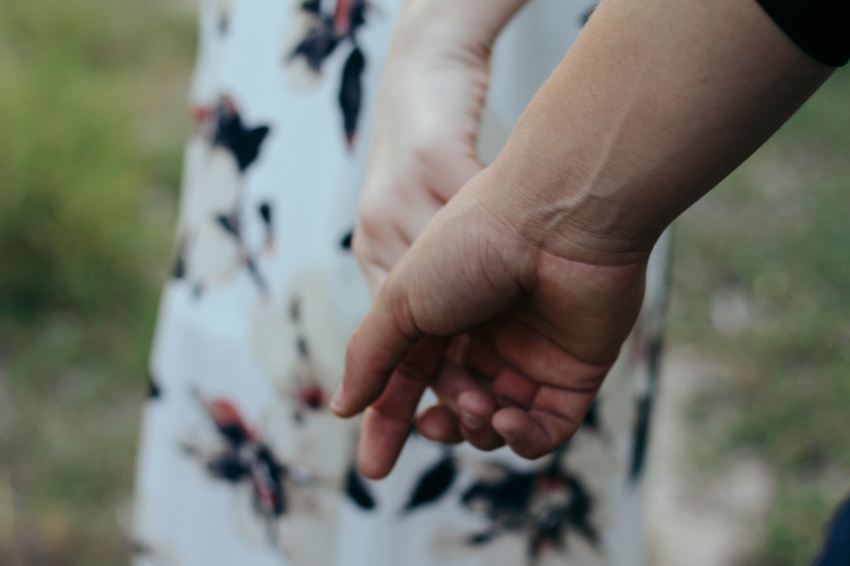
486,0,832,264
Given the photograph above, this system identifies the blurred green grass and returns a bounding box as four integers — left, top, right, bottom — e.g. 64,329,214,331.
0,1,847,565
0,1,194,564
672,70,850,565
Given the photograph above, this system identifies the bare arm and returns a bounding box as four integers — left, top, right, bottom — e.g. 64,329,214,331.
489,0,832,263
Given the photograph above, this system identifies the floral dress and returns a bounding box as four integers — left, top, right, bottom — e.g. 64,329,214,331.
132,1,671,565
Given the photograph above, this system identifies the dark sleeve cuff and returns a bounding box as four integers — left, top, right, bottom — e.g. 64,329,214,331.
756,0,850,67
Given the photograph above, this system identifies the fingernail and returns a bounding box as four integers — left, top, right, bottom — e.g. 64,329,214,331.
461,412,483,430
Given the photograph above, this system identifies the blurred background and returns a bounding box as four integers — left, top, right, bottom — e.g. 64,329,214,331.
0,1,847,565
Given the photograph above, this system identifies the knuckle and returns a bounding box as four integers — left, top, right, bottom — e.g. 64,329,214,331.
407,120,450,165
357,205,383,238
357,197,399,242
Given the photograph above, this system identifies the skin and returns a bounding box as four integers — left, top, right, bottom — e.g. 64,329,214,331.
335,0,833,480
350,0,529,475
353,0,527,294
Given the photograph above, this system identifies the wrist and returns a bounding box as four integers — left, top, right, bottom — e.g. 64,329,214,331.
482,137,662,268
475,0,831,268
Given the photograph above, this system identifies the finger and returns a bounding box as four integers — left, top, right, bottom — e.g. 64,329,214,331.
451,335,542,425
356,336,448,479
415,404,463,444
360,261,388,297
351,191,437,289
429,360,492,413
351,216,410,273
338,195,522,418
456,389,504,451
491,407,557,459
445,334,470,366
456,335,540,410
491,367,539,409
331,279,422,418
492,384,597,459
477,320,611,391
430,362,503,451
457,389,497,427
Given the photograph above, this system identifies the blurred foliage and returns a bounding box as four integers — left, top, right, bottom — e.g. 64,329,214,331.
0,0,193,317
672,70,850,566
0,0,194,564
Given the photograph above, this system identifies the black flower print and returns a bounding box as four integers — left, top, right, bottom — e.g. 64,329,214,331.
399,447,601,564
183,391,376,548
258,201,275,252
339,228,354,251
344,464,377,510
287,0,369,147
172,97,272,297
391,405,610,562
171,239,186,280
182,394,289,549
459,453,600,563
339,44,365,145
290,14,340,71
582,400,602,434
217,0,232,35
403,453,458,513
580,3,597,26
629,335,664,482
147,371,162,400
213,99,271,172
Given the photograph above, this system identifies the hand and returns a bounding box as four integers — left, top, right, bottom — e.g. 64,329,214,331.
353,9,488,292
339,0,832,480
349,0,524,475
338,0,831,480
353,0,524,291
335,167,648,478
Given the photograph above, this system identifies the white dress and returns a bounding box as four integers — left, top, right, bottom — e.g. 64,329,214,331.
132,1,671,565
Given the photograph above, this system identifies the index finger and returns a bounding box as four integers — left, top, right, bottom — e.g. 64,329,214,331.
357,335,448,479
330,281,422,417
